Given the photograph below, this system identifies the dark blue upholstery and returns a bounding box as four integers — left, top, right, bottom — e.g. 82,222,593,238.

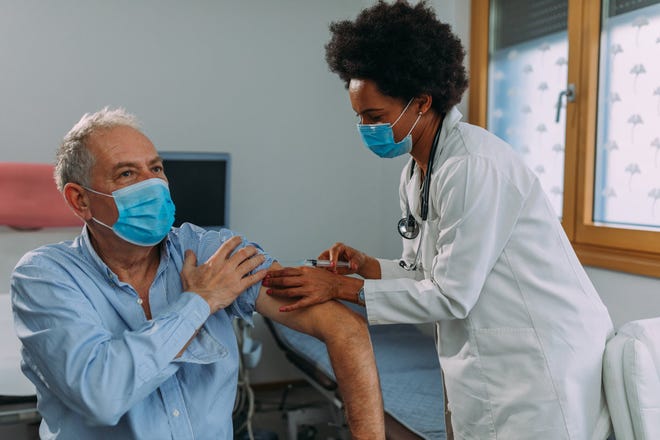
268,304,446,439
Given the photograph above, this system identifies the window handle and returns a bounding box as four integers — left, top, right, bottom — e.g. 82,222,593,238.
555,83,576,123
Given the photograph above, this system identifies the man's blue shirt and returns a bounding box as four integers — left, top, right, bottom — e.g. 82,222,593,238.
10,223,273,440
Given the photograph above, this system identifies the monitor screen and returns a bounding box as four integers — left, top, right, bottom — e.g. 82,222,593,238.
159,152,230,229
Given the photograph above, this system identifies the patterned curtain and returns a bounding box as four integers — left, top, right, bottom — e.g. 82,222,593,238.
487,0,660,229
488,33,568,218
594,1,660,228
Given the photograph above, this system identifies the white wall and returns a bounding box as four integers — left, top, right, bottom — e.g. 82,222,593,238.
0,0,396,384
1,0,659,386
0,0,404,261
587,267,660,328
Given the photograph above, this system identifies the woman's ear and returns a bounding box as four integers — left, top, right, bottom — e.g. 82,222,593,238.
416,94,433,114
63,183,92,221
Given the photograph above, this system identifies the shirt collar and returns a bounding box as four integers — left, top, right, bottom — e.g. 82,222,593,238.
438,106,463,146
79,224,172,284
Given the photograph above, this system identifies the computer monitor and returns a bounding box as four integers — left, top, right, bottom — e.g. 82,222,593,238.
159,151,230,230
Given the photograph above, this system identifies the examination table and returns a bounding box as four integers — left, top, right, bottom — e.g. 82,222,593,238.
265,302,446,440
0,294,39,426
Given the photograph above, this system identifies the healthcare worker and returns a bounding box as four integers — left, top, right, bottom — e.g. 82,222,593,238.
264,1,615,439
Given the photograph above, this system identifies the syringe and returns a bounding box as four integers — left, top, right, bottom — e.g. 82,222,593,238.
304,259,351,268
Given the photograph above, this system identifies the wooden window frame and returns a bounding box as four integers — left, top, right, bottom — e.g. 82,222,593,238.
469,0,660,277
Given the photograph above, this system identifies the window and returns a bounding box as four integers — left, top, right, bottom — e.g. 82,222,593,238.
470,0,660,277
594,2,660,229
486,0,569,218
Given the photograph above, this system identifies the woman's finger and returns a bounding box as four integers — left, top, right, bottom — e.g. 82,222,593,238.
328,242,346,263
265,287,302,298
266,267,303,278
264,274,304,289
317,250,330,260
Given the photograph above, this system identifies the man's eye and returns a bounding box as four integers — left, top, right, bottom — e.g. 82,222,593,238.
152,166,163,174
120,170,132,178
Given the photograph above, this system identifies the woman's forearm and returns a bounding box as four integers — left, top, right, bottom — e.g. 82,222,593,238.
359,255,382,279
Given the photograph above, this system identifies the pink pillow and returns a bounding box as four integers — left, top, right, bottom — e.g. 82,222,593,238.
0,162,83,229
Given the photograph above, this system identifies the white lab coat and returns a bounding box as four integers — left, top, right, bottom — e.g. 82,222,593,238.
363,107,614,440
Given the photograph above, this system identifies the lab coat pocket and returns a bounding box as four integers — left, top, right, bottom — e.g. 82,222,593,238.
474,327,567,439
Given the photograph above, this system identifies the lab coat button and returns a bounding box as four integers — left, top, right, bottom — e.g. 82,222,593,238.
172,409,180,417
137,298,143,305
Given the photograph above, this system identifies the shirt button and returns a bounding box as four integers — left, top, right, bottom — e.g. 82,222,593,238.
137,298,143,305
172,409,180,417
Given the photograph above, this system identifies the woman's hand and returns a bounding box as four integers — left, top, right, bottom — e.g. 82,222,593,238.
320,242,381,279
263,266,362,312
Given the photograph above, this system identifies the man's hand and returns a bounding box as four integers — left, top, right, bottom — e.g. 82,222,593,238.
181,236,267,313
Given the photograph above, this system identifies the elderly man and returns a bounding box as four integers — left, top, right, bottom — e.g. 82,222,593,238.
10,107,385,440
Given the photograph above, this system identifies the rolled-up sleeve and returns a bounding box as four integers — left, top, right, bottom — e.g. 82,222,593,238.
188,225,273,325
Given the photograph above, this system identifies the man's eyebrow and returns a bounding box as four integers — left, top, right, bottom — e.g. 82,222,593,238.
112,161,139,171
111,157,162,172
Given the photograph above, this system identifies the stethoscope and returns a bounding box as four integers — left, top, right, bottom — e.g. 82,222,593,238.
398,124,442,271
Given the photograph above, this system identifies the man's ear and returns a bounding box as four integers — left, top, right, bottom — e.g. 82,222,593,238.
63,182,92,221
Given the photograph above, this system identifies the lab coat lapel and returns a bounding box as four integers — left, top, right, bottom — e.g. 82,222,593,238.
405,107,462,225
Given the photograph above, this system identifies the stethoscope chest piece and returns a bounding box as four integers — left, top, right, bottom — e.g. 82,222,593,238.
398,214,420,239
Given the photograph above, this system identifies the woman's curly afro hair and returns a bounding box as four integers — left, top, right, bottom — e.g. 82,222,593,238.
325,0,468,115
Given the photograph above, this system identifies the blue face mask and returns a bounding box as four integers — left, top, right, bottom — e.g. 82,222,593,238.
357,98,422,158
85,178,176,246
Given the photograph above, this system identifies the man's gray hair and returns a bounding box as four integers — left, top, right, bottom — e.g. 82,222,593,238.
54,107,141,191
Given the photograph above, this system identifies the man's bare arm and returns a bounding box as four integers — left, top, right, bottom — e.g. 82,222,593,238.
256,263,385,439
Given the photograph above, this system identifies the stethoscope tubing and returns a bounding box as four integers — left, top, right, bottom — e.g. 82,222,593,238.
398,123,443,239
397,122,443,271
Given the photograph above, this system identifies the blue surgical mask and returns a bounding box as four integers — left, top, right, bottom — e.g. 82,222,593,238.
357,98,422,158
85,178,176,246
